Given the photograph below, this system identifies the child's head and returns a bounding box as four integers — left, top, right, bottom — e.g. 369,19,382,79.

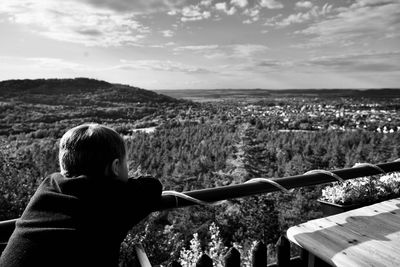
59,124,128,181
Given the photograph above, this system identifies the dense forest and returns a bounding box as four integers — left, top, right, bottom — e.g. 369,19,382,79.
1,78,400,266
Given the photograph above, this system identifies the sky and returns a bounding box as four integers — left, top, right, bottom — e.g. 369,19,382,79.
0,0,399,90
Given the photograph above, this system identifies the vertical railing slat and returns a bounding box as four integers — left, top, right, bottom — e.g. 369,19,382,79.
168,260,182,267
251,241,267,267
196,254,213,267
224,247,240,267
300,248,309,267
276,236,290,267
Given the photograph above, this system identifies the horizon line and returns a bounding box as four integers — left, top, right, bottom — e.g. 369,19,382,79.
1,77,399,91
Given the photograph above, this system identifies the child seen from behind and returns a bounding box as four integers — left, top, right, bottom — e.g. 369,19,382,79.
0,123,162,267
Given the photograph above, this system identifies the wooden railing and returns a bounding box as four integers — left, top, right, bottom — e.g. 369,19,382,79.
158,161,400,210
137,236,327,267
2,161,400,265
168,239,289,267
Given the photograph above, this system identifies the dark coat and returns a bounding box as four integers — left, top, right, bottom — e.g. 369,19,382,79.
0,173,162,267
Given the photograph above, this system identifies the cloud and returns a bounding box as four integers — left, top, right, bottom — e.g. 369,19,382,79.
27,57,88,70
117,59,212,74
215,2,227,11
269,3,332,27
174,45,220,51
75,29,103,36
221,49,400,75
180,4,211,21
231,0,248,8
215,57,294,74
200,0,213,7
161,30,174,37
295,1,313,9
215,2,237,15
297,0,400,47
306,51,400,72
1,0,149,47
167,9,178,15
257,60,288,68
173,45,224,58
242,7,261,23
345,0,397,10
174,43,269,60
259,0,284,9
264,14,283,26
77,0,186,13
0,56,88,71
229,50,400,74
244,7,260,17
231,44,269,57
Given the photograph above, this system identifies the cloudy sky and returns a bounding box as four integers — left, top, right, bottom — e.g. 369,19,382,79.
0,0,399,89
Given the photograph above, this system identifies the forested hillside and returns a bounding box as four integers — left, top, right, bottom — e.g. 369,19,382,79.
0,78,182,136
1,78,400,266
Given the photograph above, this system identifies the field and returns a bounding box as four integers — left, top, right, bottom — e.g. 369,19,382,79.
1,78,400,265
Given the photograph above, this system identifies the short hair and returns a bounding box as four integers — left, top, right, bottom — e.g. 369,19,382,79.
59,124,126,178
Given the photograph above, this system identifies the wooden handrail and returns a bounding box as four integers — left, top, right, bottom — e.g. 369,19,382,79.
158,161,400,210
2,161,400,244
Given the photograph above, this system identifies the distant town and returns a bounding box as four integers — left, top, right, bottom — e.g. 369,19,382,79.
151,92,400,134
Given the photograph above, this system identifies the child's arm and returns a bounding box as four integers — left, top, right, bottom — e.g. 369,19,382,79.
127,176,162,208
121,176,163,226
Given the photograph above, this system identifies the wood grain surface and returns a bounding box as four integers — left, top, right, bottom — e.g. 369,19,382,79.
287,198,400,267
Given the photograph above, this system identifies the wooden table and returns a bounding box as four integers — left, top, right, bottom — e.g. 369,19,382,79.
287,198,400,267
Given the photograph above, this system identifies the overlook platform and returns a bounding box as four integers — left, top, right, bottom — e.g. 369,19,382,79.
288,198,400,267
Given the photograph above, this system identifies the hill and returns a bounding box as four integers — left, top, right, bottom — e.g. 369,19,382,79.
0,78,183,137
0,78,177,105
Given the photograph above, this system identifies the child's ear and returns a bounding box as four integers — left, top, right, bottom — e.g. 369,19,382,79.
111,158,120,177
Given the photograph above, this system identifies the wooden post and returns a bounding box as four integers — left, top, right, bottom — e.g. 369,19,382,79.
168,261,182,267
251,241,267,267
276,235,290,267
0,242,7,254
300,248,309,267
134,244,152,267
196,254,213,267
224,247,240,267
